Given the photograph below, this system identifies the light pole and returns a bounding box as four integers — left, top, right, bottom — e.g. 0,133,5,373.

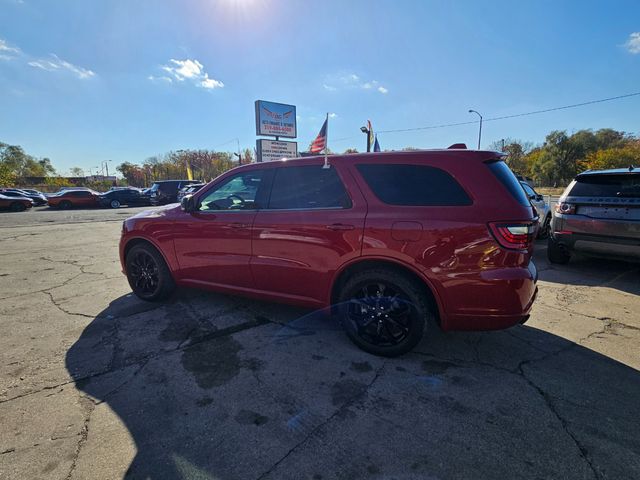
101,160,112,177
468,109,483,150
360,126,371,152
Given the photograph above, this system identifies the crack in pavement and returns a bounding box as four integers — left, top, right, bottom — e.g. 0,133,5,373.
518,359,601,480
255,361,387,480
65,396,95,480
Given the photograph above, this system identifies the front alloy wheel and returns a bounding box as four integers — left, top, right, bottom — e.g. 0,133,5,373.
125,244,175,301
110,199,121,209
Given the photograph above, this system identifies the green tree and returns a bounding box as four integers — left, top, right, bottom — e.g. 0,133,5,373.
580,140,640,171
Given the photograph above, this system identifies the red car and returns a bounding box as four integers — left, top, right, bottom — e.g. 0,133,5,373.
0,193,33,212
47,189,100,209
120,150,538,356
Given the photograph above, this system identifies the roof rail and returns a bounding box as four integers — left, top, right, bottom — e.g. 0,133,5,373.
447,143,467,149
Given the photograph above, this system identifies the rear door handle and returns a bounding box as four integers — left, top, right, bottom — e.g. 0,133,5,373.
229,223,250,229
327,223,355,231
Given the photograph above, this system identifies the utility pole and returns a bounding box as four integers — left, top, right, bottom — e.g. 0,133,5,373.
468,109,483,150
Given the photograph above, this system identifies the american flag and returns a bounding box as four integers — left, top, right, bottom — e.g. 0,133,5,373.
309,118,328,154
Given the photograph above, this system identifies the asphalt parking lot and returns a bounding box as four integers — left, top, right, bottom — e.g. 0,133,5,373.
1,207,639,480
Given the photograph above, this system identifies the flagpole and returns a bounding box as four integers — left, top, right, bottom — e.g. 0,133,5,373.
323,112,330,169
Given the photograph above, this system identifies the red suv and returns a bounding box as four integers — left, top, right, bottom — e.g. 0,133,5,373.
120,150,538,356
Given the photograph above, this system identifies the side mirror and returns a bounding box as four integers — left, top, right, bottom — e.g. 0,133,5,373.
535,194,543,202
181,194,195,212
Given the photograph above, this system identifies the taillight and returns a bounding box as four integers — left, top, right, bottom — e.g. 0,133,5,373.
488,222,537,250
555,202,576,214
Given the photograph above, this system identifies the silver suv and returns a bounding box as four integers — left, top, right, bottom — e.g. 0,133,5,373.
548,168,640,263
520,181,551,239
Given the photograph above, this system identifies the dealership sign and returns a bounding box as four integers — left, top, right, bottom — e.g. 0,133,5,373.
256,139,298,162
255,100,297,138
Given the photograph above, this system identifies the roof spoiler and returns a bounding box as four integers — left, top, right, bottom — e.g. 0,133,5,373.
447,143,467,149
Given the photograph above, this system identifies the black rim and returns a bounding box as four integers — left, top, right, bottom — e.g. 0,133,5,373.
128,251,160,296
346,282,413,347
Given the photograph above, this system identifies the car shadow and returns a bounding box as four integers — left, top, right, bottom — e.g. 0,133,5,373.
533,239,640,296
65,289,640,479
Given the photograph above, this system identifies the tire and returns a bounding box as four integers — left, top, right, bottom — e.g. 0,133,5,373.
125,243,175,301
59,200,72,209
110,199,121,209
9,202,26,212
547,235,571,264
337,268,432,357
537,214,551,239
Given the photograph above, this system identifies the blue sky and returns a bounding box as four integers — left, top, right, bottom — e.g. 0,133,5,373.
1,0,639,174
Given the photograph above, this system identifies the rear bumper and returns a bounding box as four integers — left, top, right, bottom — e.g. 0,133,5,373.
552,212,640,259
440,261,538,331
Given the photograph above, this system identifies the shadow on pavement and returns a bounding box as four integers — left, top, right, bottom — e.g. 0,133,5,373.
66,290,640,479
533,239,640,296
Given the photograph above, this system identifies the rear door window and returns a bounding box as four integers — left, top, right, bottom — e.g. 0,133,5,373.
356,164,471,206
570,174,640,197
267,165,351,210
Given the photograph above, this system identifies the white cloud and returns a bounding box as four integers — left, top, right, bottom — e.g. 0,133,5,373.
0,38,21,60
155,58,224,90
624,32,640,54
200,74,224,89
328,112,337,118
148,75,173,83
28,54,95,79
324,73,388,94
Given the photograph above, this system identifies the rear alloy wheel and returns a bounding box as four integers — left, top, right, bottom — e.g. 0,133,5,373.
110,199,121,209
125,244,175,301
547,235,571,264
537,214,551,239
338,269,432,357
59,200,72,209
9,202,26,212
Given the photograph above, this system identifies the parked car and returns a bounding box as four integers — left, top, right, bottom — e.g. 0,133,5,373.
120,150,538,357
177,183,206,203
548,167,640,264
0,188,48,206
520,181,551,239
0,193,34,212
149,180,202,205
47,189,101,209
100,188,152,208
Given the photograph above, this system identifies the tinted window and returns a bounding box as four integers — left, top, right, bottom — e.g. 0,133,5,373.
71,191,91,197
521,182,536,197
570,174,640,197
356,164,471,206
267,165,351,210
199,171,263,211
487,161,530,206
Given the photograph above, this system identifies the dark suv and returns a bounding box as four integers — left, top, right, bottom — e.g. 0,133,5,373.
548,167,640,263
120,150,538,356
149,180,201,205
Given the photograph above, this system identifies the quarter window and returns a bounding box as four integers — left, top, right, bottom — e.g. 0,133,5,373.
198,171,264,211
356,164,472,206
267,165,351,210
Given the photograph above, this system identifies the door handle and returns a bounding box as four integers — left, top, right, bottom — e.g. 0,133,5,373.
326,223,355,231
229,223,250,229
